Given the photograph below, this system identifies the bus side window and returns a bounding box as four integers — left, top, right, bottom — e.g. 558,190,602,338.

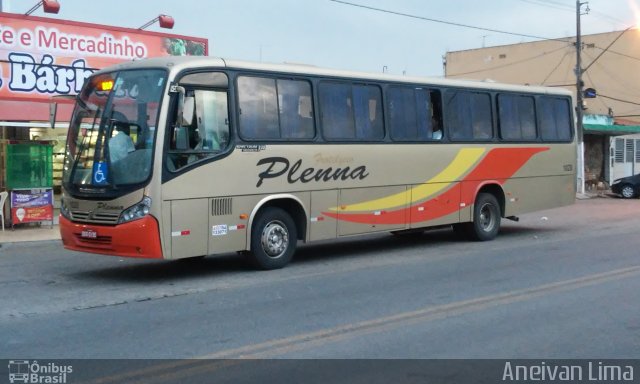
238,76,279,139
388,87,442,141
539,97,572,141
278,79,315,139
167,88,230,171
238,76,315,140
498,94,536,141
319,81,383,141
445,90,493,141
430,90,443,140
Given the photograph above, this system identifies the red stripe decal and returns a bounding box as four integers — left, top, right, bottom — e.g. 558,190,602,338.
323,147,549,225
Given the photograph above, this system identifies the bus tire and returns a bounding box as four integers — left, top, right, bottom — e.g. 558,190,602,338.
247,207,297,270
466,192,501,241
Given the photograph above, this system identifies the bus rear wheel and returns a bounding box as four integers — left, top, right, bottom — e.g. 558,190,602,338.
457,193,501,241
247,207,297,270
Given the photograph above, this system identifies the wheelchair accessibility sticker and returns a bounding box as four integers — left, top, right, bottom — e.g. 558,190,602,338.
92,162,108,185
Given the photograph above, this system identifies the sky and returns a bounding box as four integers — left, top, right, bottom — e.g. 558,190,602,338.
2,0,638,77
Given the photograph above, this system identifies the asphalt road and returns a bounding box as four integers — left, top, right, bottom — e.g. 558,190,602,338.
1,197,639,381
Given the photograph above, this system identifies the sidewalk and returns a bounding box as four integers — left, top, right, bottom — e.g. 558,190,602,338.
0,191,619,245
0,224,61,244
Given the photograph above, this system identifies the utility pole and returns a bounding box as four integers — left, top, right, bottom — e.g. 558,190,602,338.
576,0,589,195
442,55,447,77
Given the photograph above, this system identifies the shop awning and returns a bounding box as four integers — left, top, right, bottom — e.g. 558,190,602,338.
0,99,74,128
584,123,640,135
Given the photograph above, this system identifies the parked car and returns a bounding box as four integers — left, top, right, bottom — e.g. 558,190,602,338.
611,174,640,198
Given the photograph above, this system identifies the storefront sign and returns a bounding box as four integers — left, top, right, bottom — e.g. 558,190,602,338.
10,189,54,223
0,12,208,104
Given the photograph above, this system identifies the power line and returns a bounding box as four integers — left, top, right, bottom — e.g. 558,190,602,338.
583,26,634,72
583,69,612,111
328,0,572,43
518,0,573,12
447,44,571,77
545,83,577,87
578,52,640,112
599,94,640,107
581,50,640,97
592,46,640,63
590,11,627,25
533,0,574,8
519,0,627,24
541,49,571,85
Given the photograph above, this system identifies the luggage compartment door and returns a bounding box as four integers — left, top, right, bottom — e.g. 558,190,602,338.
170,199,208,259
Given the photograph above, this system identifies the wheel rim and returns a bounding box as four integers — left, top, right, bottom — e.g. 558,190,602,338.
261,220,289,258
479,203,497,232
621,186,634,198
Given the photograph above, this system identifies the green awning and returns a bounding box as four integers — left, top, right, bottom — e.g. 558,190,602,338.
584,124,640,135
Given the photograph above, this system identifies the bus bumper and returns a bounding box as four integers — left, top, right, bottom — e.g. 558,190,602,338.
59,215,163,259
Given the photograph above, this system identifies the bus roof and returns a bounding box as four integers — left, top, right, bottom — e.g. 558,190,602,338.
99,56,573,97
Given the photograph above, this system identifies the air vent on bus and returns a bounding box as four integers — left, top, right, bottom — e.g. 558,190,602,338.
212,198,232,216
70,210,120,224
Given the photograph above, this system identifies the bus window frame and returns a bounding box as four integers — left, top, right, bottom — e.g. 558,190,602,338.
535,95,575,143
442,88,496,143
65,67,169,199
317,79,386,143
386,84,444,143
162,69,236,183
235,73,318,143
497,92,539,142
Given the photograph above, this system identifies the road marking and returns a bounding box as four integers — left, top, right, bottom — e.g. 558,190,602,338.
201,265,640,359
88,265,640,384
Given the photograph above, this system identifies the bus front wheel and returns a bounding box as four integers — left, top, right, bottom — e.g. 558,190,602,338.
457,193,501,241
247,207,297,270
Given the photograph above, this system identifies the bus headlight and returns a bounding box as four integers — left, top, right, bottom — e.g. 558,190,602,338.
60,198,71,220
118,196,152,224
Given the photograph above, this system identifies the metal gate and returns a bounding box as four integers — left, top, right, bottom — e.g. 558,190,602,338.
611,136,640,182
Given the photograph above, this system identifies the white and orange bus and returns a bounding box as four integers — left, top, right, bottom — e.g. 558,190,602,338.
59,57,576,269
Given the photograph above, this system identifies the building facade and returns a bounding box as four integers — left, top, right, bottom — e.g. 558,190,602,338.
445,29,640,189
0,12,207,226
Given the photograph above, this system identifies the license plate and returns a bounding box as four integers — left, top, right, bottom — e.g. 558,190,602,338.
81,229,97,239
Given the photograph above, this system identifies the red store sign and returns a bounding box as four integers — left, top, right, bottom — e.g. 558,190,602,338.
0,12,208,121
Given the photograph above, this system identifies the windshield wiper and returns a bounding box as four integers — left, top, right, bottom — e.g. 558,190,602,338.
69,107,103,188
103,115,118,189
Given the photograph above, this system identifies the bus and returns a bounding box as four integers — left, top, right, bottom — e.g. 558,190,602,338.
59,56,576,269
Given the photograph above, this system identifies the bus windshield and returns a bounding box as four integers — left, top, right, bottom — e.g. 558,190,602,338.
63,69,166,192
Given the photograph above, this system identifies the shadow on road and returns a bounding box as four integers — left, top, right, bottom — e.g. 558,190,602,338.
66,223,555,284
69,254,248,284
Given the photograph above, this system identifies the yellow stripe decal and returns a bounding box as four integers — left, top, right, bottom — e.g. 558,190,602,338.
331,148,486,212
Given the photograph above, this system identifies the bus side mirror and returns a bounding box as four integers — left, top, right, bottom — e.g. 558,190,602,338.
176,86,195,127
175,127,189,150
180,96,195,126
173,86,194,150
